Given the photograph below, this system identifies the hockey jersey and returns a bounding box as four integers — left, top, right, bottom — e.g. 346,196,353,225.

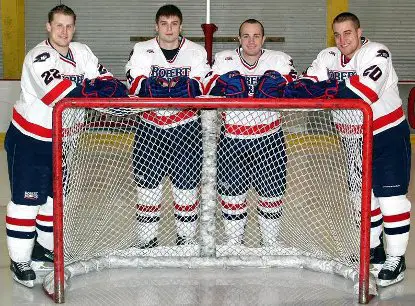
125,37,210,128
302,38,405,135
12,40,111,141
204,48,297,138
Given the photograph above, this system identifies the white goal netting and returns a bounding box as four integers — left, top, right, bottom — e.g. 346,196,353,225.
45,98,374,303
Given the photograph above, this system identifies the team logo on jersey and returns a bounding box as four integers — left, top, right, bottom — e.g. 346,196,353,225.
34,52,50,63
225,56,233,61
289,59,294,67
329,51,336,56
146,49,155,53
150,65,191,80
376,49,389,59
205,71,213,78
245,75,261,95
24,191,39,200
327,69,356,81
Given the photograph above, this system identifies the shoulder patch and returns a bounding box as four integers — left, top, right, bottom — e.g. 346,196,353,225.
146,49,155,54
329,51,336,56
376,49,389,59
225,56,233,61
34,52,50,63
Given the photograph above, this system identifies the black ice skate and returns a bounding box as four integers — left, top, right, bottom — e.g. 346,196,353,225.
139,237,158,249
377,255,406,287
369,236,386,276
176,235,197,246
31,240,54,271
10,260,36,288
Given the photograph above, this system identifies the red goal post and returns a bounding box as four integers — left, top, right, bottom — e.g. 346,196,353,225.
49,97,374,304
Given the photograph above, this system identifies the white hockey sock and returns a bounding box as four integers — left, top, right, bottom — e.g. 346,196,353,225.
257,197,283,246
379,195,411,256
6,201,39,262
173,188,199,239
136,186,162,243
220,194,248,244
370,193,383,248
36,196,54,251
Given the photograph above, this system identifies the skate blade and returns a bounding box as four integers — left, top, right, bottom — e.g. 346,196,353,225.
377,272,405,287
31,261,54,272
12,274,35,288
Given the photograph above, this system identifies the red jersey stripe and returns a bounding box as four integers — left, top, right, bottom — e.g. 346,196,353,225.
41,78,73,106
13,108,52,139
349,75,378,103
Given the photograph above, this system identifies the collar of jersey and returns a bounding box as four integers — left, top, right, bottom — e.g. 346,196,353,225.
340,37,370,67
236,47,264,70
45,39,75,66
156,36,185,63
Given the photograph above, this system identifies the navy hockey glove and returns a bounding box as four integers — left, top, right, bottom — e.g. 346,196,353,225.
67,77,129,98
283,79,339,99
210,71,248,98
254,70,287,98
138,76,170,97
168,76,202,98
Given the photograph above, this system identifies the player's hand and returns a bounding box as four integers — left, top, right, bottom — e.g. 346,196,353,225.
283,79,339,99
168,76,202,98
254,70,287,98
210,70,249,98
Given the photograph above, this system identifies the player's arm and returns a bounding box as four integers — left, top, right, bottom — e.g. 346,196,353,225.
29,49,77,107
125,44,151,96
344,45,393,104
283,50,359,99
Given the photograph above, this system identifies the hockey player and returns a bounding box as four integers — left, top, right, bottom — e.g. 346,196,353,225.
204,19,297,246
125,4,210,247
4,5,119,287
283,12,411,287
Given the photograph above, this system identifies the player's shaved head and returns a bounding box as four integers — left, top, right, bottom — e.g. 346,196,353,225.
156,4,183,24
332,12,360,29
239,19,264,37
48,5,76,24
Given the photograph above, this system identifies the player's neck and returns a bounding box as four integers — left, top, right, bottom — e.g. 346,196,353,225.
48,40,69,57
241,50,261,65
157,37,180,50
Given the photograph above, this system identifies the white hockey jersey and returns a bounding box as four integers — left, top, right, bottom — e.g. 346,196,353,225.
125,37,210,128
204,48,297,138
302,38,405,135
12,40,111,141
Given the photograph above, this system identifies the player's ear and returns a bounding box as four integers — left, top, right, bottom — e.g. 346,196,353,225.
238,35,242,45
179,24,183,33
155,23,159,33
46,22,51,33
261,35,266,46
357,28,363,38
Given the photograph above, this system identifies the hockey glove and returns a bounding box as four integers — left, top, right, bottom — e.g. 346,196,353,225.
67,77,129,98
210,70,249,98
168,76,202,98
283,79,339,99
138,76,170,97
254,70,287,98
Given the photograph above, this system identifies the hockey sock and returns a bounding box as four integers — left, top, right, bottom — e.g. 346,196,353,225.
173,188,199,239
136,186,162,243
257,197,283,246
220,194,248,244
36,196,54,251
379,195,411,256
6,201,39,262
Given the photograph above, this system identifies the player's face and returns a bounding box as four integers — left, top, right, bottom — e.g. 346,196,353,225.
156,15,182,49
46,13,75,55
238,23,265,59
333,20,362,59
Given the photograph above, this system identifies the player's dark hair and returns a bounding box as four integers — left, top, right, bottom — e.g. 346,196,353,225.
332,12,360,29
48,5,76,24
155,4,183,24
239,19,265,37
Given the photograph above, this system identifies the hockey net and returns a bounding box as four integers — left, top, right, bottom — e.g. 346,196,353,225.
46,97,374,303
